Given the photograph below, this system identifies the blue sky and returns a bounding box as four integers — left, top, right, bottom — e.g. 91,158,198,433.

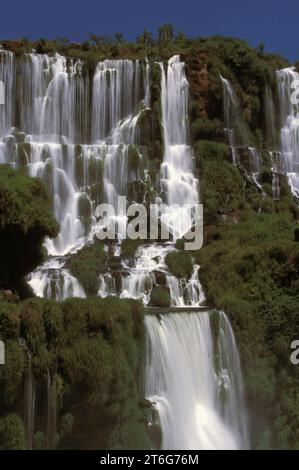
1,0,298,62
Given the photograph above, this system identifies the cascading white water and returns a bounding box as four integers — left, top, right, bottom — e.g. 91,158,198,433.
0,50,14,138
98,272,117,298
0,51,150,298
221,76,281,200
93,59,149,238
248,147,262,173
277,67,299,197
118,244,205,306
23,346,35,450
270,151,281,200
220,75,241,165
159,56,199,239
264,84,277,150
117,57,204,307
141,59,249,450
27,259,86,300
1,53,102,257
92,59,145,142
108,56,202,307
46,369,57,450
145,311,248,450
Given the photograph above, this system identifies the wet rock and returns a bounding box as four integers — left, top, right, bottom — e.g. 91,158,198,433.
153,270,167,286
139,398,153,409
1,289,20,303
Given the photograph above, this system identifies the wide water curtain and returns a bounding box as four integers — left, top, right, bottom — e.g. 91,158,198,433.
145,312,249,450
0,52,150,298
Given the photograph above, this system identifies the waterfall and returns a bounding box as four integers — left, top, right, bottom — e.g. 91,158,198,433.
24,349,35,449
160,56,199,239
145,311,248,450
248,147,262,173
118,244,205,306
98,272,117,298
92,59,149,237
221,76,281,200
0,49,249,450
92,59,147,142
107,56,202,306
141,58,249,450
46,369,57,450
0,50,149,298
270,151,281,200
220,75,241,164
277,67,299,197
0,50,15,138
27,259,86,300
264,85,277,150
0,52,103,257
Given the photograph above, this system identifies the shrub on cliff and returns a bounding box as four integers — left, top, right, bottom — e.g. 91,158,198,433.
191,117,224,142
194,140,230,162
65,240,106,296
150,287,171,308
0,166,59,295
165,251,193,279
0,297,150,450
0,414,26,450
201,160,244,222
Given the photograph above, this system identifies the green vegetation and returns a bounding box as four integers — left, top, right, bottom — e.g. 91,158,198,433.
0,414,26,450
121,239,143,258
65,240,106,296
201,160,245,222
194,140,230,162
165,251,193,279
150,287,171,308
0,166,59,296
0,297,150,449
191,118,224,142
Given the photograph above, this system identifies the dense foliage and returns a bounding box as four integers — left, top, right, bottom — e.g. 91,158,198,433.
0,166,59,295
66,241,106,296
0,297,150,449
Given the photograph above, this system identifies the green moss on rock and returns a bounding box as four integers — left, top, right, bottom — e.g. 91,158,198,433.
150,287,171,307
165,251,193,279
65,240,106,296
